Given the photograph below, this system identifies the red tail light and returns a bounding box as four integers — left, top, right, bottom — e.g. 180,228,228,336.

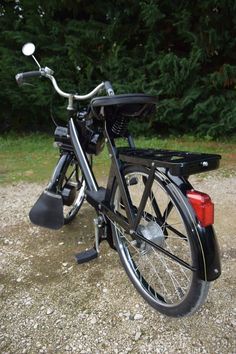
187,190,214,227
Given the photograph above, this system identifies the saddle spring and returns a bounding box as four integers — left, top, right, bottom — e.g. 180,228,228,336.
111,116,129,137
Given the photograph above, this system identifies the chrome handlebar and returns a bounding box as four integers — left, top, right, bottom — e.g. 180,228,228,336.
46,73,106,100
16,66,114,101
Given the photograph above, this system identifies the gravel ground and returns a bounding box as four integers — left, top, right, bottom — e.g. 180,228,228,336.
0,173,235,354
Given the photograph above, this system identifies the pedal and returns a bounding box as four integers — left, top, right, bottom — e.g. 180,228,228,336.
75,247,98,264
29,190,64,230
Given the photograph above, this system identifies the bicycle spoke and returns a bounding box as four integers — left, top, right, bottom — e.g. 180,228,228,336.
115,213,192,304
120,227,170,301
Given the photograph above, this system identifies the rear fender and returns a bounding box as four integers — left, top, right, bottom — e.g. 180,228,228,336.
166,171,221,281
196,224,221,281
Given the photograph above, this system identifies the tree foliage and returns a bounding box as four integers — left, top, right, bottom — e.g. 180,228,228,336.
1,0,236,137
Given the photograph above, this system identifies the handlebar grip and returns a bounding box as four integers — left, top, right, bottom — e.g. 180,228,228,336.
104,81,115,96
15,71,42,85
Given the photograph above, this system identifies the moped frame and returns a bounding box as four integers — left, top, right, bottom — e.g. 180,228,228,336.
66,116,220,281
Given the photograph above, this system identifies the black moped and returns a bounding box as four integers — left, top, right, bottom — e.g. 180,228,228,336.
16,43,221,317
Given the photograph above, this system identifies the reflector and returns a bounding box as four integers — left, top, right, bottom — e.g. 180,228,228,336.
187,190,214,227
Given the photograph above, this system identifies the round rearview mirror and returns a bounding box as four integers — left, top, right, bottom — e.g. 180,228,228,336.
22,42,35,56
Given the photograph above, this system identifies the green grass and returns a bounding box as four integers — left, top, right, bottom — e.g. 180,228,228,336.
0,133,235,184
0,134,58,184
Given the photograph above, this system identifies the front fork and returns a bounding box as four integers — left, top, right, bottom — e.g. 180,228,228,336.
47,152,73,193
47,115,97,195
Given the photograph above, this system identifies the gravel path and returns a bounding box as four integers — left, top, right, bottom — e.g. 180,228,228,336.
0,174,235,354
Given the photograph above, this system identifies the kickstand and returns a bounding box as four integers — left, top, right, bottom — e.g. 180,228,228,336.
75,216,104,264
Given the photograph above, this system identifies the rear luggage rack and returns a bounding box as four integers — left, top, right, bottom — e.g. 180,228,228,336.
118,148,221,176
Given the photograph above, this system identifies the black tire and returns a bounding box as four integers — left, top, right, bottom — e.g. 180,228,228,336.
111,165,209,317
58,156,87,224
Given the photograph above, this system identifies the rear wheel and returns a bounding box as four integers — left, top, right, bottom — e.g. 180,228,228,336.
111,165,209,317
58,156,87,224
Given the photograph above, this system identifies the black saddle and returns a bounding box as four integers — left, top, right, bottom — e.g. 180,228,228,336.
90,94,158,120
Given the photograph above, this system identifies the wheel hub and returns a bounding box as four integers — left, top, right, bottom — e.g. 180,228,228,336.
138,221,165,254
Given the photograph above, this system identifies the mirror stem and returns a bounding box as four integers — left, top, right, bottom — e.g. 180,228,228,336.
32,55,41,69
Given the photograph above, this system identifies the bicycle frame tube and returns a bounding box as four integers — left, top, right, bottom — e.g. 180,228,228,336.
104,123,135,226
133,162,156,231
103,124,161,232
69,118,98,192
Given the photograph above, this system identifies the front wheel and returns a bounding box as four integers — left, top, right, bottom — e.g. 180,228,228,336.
111,165,209,317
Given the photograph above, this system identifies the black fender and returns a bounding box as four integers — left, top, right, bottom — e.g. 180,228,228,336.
195,224,221,281
29,152,73,230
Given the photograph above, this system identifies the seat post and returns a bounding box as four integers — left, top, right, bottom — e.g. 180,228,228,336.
104,122,135,227
127,135,135,148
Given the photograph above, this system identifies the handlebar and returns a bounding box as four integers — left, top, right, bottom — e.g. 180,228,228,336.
15,68,114,100
15,71,42,85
